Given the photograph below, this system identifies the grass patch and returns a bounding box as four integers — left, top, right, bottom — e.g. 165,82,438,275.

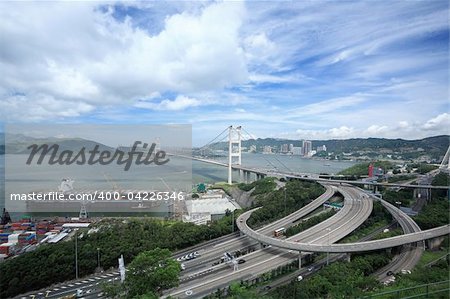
339,219,389,243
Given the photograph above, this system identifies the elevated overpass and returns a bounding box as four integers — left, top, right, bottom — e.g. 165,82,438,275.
237,208,449,253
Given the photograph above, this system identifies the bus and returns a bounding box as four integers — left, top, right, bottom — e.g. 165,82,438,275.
273,227,285,237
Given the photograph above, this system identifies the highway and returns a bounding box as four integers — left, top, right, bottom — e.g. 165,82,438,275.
236,202,449,253
14,183,336,299
176,183,336,277
373,199,423,283
14,184,448,299
163,185,373,298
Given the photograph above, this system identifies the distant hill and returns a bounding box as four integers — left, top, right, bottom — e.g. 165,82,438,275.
1,133,114,154
206,135,449,160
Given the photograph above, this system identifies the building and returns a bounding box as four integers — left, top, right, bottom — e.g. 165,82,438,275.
263,146,272,154
182,213,211,225
280,144,289,154
302,140,312,157
316,145,327,152
368,163,384,178
292,147,302,155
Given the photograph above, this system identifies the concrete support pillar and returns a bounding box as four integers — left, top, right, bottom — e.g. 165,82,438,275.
345,253,351,262
427,237,445,250
298,251,302,269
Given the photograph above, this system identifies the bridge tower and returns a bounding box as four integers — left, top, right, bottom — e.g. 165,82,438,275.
439,145,450,171
79,202,88,219
228,126,242,184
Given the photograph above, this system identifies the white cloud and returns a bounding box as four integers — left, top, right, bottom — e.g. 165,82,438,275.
135,95,201,111
0,94,94,121
365,125,389,135
287,95,368,117
0,1,249,120
398,121,409,129
422,113,450,131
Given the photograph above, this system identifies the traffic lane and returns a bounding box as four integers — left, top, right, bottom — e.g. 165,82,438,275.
15,273,121,299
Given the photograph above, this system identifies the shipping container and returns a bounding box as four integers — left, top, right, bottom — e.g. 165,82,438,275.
0,242,16,255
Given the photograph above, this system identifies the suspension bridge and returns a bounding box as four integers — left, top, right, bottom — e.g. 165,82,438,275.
174,125,450,191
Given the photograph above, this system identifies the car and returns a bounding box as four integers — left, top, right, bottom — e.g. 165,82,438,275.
193,251,200,257
297,275,303,281
307,267,315,272
263,285,272,291
401,269,411,274
387,271,394,276
180,263,186,270
238,259,246,264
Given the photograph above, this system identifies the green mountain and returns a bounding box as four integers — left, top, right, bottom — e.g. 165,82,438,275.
2,133,114,154
206,135,449,160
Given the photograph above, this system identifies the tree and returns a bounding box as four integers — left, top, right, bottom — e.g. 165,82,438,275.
125,248,180,298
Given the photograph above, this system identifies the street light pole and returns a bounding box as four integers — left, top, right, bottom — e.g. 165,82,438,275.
231,210,234,233
75,229,78,279
395,201,402,227
326,228,331,266
97,247,101,269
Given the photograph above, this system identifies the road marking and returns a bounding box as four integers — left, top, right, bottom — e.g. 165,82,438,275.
61,286,67,289
53,288,59,291
82,280,89,283
95,277,102,280
75,282,82,285
106,273,114,276
68,284,75,287
89,278,96,281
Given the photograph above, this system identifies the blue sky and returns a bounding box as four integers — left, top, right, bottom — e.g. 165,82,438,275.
0,1,448,145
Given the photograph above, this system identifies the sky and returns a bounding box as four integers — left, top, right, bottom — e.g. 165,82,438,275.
0,1,449,146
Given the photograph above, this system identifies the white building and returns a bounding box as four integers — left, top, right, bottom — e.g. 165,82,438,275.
292,147,302,155
182,213,211,225
263,146,272,154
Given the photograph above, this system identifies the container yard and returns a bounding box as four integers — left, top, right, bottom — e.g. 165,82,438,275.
0,211,92,262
